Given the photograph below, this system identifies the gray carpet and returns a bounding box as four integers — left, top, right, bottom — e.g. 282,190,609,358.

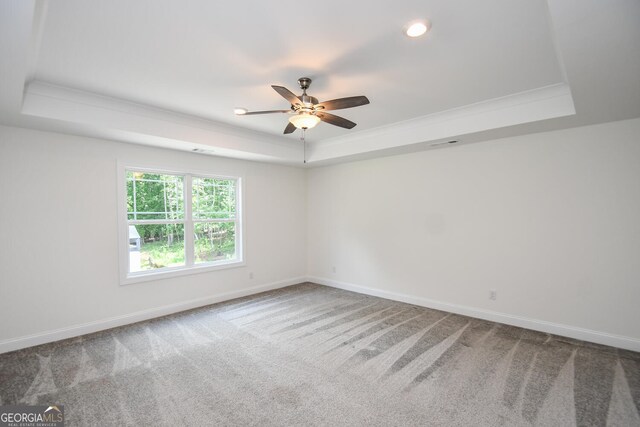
1,283,639,426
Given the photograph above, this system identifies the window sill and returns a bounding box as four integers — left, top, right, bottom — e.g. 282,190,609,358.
120,259,245,286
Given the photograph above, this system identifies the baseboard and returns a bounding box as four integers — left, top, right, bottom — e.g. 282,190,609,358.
0,276,306,354
5,276,638,354
308,276,640,352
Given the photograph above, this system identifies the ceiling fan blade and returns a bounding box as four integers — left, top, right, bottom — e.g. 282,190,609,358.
316,112,357,129
243,110,290,115
283,122,297,134
272,85,302,106
317,96,369,111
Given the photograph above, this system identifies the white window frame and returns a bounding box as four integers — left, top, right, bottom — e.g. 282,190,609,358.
117,163,244,285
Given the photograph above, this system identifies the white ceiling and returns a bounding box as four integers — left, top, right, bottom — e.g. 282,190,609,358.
1,0,639,165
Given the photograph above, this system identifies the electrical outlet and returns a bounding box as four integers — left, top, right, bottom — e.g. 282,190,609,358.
249,272,254,279
332,266,336,273
489,289,497,301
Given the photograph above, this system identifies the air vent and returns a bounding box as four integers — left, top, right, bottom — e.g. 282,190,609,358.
430,140,459,147
192,148,216,155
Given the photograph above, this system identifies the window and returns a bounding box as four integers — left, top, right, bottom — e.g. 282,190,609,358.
119,166,242,284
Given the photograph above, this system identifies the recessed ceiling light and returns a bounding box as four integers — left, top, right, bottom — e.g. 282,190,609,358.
234,108,247,115
405,20,430,38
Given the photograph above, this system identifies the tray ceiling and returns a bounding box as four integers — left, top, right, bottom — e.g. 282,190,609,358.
1,0,639,165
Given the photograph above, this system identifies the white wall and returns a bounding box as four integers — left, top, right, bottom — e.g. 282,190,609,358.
0,125,307,350
307,118,640,349
2,118,639,353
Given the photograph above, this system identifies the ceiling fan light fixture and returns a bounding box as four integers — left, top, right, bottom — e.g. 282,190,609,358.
233,107,248,115
289,113,321,129
405,20,430,38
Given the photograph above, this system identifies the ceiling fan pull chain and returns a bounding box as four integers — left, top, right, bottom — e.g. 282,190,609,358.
302,129,307,164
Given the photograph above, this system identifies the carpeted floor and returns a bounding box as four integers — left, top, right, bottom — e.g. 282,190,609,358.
1,283,639,426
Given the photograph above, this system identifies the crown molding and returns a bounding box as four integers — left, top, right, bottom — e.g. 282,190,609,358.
308,83,575,163
22,80,303,164
21,80,575,165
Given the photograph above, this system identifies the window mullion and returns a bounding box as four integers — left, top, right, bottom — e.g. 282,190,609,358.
132,176,137,221
235,179,241,262
184,174,195,266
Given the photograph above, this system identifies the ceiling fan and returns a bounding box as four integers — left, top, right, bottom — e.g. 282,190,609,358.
234,77,370,134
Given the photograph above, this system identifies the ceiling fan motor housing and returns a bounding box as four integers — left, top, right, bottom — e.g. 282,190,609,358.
295,95,319,109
